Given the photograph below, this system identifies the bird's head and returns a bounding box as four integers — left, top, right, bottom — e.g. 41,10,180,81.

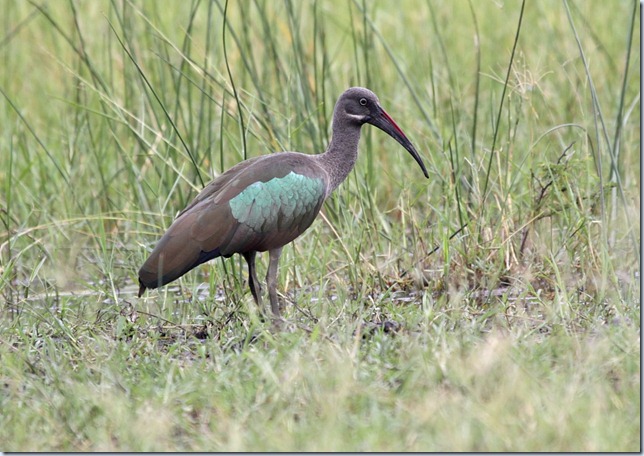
335,87,429,178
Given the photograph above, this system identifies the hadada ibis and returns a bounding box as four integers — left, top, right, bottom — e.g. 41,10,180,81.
138,87,429,317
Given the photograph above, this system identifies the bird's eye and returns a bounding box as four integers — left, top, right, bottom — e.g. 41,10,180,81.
359,98,367,106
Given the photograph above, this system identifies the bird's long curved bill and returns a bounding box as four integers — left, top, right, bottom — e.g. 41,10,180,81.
369,106,429,178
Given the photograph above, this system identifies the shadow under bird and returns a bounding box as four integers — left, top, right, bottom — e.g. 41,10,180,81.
138,87,429,317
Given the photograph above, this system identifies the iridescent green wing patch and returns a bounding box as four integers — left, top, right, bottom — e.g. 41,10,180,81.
229,171,325,233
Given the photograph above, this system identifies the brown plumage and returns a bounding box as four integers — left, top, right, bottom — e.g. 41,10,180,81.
138,87,428,317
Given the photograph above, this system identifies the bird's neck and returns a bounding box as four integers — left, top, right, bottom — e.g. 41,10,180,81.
319,122,362,195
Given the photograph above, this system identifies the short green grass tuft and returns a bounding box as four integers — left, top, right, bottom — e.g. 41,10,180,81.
0,0,639,451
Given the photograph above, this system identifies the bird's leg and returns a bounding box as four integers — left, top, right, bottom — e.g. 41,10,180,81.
266,247,283,317
243,251,263,309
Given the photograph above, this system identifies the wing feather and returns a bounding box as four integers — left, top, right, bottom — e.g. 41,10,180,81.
139,152,330,291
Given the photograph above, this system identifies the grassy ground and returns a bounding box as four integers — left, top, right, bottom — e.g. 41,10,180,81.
0,0,640,451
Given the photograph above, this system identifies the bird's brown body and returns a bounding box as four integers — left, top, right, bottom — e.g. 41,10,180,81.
138,87,428,317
